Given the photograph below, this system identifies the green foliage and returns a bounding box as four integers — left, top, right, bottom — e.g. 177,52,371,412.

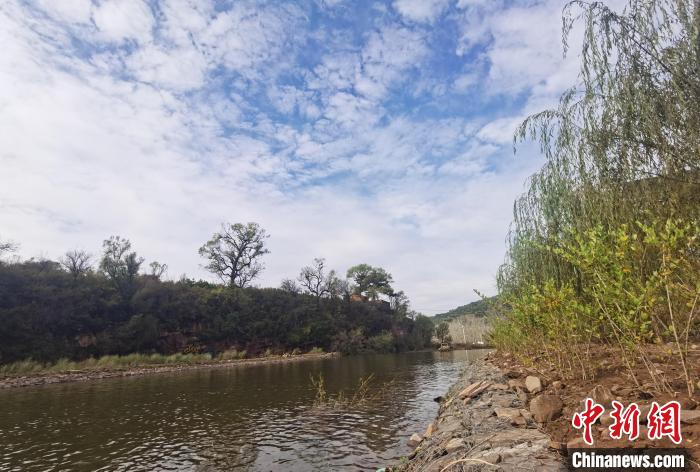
435,322,451,344
495,0,700,394
346,264,394,300
433,297,495,322
199,222,270,288
0,259,432,364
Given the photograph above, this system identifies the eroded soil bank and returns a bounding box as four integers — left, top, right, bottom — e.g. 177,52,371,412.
392,351,700,471
0,352,339,389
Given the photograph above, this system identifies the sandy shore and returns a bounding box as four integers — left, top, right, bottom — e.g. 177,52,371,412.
0,352,340,390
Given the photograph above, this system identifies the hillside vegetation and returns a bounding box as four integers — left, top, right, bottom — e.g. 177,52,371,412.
493,0,700,396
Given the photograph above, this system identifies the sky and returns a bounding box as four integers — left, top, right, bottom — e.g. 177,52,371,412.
0,0,605,314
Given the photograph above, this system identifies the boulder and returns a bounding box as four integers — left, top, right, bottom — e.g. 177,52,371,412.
681,410,700,425
530,394,564,423
408,433,423,447
445,437,465,453
588,385,615,407
425,422,436,438
525,376,543,394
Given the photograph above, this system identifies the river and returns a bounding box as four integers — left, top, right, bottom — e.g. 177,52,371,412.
0,349,489,471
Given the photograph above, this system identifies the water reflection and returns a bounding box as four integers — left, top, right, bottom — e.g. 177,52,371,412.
0,349,489,471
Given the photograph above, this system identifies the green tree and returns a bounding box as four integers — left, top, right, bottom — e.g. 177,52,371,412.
100,236,144,301
346,264,394,300
199,222,270,287
435,322,451,344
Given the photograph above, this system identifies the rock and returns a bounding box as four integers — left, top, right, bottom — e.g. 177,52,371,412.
516,387,528,404
482,453,501,464
530,394,564,423
525,375,543,394
508,379,526,390
433,396,443,403
679,398,697,410
491,383,509,391
549,440,565,451
639,404,652,424
566,437,590,450
425,422,436,438
408,433,423,447
588,385,615,407
458,380,491,399
520,408,533,422
681,410,700,425
600,413,614,427
494,407,527,426
552,381,564,391
445,437,465,453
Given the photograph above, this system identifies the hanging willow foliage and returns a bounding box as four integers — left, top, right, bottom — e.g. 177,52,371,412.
495,0,700,390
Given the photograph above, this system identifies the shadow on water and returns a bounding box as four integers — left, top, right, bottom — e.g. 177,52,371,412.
0,349,490,471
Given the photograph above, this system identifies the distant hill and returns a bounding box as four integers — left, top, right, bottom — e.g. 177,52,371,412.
432,296,496,323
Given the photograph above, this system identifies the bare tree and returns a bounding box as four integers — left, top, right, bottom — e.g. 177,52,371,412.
60,249,92,279
149,261,168,280
298,258,329,297
199,222,270,288
0,239,17,261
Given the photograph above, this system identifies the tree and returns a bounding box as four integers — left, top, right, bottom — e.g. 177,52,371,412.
99,236,144,300
149,261,168,280
280,278,301,294
60,249,92,280
346,264,394,300
413,314,435,347
199,222,270,288
0,239,17,261
435,322,451,345
297,257,343,298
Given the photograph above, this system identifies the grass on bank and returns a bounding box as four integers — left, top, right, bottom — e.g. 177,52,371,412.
0,346,326,377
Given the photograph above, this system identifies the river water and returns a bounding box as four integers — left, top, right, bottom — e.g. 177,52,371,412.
0,349,489,471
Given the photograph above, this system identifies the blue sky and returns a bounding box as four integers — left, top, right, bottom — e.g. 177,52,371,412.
0,0,611,313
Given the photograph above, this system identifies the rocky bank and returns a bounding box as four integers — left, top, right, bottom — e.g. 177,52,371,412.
392,354,566,472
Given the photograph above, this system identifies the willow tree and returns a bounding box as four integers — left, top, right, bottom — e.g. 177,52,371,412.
495,0,700,387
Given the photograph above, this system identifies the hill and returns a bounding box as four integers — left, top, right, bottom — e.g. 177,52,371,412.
432,297,495,323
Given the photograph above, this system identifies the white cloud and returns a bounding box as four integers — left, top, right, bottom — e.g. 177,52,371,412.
0,0,570,314
93,0,154,44
393,0,450,23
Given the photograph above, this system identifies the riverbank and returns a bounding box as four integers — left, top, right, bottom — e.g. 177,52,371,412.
394,351,700,471
0,352,339,389
393,354,565,471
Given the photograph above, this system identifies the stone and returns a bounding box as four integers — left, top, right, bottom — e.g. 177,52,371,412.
530,394,564,423
425,422,436,438
600,413,614,427
494,407,527,426
508,379,526,390
520,409,533,422
445,437,465,453
491,383,510,391
681,410,700,425
516,387,528,404
458,380,491,399
525,375,543,394
566,437,590,450
639,404,652,424
552,380,564,391
588,385,615,407
482,453,501,464
548,440,565,450
408,433,423,447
